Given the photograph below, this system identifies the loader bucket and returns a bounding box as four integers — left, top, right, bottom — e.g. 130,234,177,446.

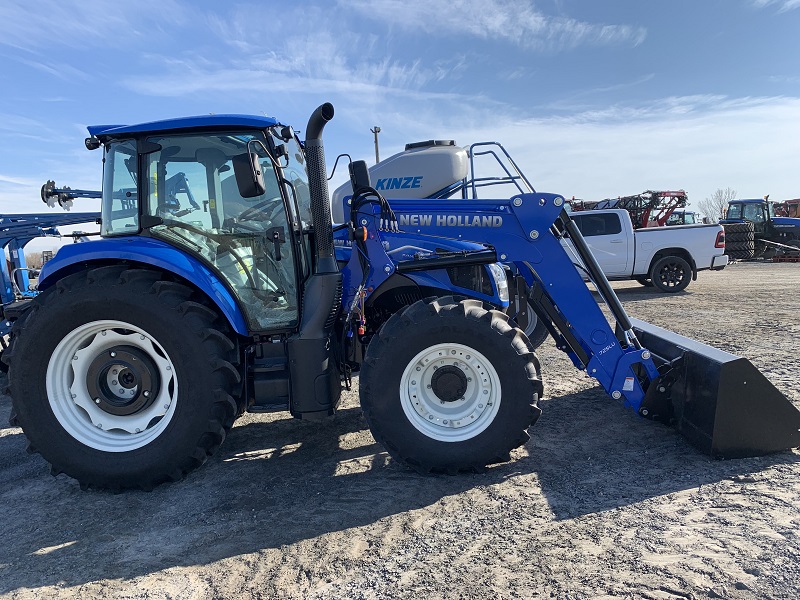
630,318,800,458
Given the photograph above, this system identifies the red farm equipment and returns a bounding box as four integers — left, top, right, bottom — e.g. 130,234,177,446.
568,190,688,229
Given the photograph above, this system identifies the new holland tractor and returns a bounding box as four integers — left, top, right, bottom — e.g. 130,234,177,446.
3,104,799,491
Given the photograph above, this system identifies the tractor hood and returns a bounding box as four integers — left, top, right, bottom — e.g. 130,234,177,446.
333,227,492,263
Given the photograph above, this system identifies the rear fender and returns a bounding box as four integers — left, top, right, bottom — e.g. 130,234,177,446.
37,237,249,336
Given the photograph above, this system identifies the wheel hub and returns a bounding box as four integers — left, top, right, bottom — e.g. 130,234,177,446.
400,343,502,442
86,345,161,416
430,365,468,403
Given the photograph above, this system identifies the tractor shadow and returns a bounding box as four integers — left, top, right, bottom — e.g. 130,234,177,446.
0,383,797,592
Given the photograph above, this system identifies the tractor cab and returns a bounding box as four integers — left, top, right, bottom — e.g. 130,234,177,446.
724,199,775,235
95,119,313,333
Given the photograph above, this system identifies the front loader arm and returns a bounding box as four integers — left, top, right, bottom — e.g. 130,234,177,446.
385,192,660,410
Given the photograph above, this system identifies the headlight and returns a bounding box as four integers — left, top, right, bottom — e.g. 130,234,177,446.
486,263,509,302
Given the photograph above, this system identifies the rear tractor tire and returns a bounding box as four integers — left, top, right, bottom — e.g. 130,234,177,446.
649,255,692,293
3,266,241,491
360,297,543,474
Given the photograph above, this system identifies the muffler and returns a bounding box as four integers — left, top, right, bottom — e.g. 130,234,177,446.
631,318,800,458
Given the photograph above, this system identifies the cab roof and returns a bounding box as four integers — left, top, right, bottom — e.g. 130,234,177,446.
87,114,281,139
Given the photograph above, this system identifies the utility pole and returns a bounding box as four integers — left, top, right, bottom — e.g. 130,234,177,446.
370,126,381,164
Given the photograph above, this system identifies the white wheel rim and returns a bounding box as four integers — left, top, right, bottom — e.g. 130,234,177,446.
400,343,501,442
47,320,178,452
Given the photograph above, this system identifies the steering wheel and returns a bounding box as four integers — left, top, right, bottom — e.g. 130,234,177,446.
239,197,283,222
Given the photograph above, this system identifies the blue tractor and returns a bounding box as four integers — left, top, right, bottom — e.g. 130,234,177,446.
721,198,800,258
4,104,799,491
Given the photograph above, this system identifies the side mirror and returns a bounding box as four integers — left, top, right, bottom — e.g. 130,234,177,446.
232,152,266,198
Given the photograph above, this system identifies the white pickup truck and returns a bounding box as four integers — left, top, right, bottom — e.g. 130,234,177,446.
566,209,728,292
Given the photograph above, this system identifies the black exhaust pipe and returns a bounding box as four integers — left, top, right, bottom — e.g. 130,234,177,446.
304,102,336,273
288,103,343,420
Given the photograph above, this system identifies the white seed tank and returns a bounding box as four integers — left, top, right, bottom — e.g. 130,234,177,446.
331,140,468,223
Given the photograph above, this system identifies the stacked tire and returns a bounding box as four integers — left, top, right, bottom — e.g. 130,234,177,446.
723,222,755,260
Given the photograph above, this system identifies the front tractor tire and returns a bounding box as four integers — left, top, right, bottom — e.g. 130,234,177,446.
3,266,241,491
360,297,543,474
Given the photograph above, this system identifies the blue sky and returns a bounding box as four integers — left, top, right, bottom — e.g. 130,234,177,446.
1,0,799,245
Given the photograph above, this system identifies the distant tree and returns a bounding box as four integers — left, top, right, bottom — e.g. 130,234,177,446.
699,187,736,222
26,251,43,269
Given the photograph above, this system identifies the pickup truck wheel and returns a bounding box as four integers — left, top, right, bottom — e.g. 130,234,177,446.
650,256,691,293
360,297,543,474
3,267,240,491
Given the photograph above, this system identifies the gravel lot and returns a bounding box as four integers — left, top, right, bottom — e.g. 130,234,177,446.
1,261,798,599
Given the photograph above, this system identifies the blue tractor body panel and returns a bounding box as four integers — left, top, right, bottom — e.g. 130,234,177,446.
38,237,250,336
771,216,800,235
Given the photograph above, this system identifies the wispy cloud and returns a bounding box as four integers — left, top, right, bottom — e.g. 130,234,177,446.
0,0,186,50
13,57,91,82
751,0,800,12
338,0,647,50
0,174,36,186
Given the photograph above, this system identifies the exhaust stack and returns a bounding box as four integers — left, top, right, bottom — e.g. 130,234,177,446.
304,102,336,273
287,103,343,420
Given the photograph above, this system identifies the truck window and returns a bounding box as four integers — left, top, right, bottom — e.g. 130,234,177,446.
571,213,622,237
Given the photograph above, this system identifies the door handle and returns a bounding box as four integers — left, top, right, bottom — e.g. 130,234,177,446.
610,239,623,244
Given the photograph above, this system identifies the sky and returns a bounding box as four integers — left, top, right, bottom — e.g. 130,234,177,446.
1,0,799,248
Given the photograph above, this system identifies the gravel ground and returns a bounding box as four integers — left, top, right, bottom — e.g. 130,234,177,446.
1,261,798,599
